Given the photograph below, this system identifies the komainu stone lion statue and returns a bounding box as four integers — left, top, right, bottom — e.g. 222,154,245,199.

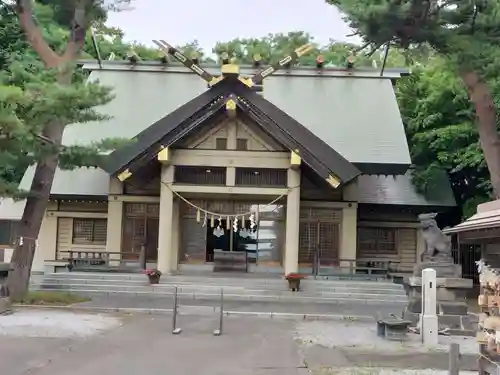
418,212,452,262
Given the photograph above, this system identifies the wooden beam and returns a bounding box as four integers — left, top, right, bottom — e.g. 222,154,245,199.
250,44,313,85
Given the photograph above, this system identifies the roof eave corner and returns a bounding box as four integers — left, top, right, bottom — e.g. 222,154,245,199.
98,155,117,176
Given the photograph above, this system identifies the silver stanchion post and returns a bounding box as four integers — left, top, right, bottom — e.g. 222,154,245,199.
172,286,182,335
213,289,224,336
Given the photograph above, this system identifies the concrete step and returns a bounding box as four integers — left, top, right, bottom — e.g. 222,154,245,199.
36,276,406,295
31,281,407,302
32,272,408,305
30,285,407,305
39,272,404,291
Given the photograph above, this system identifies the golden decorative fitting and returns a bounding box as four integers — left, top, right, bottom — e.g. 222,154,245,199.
117,169,132,182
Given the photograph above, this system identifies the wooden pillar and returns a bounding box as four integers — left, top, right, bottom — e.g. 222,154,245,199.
158,165,175,273
284,168,301,274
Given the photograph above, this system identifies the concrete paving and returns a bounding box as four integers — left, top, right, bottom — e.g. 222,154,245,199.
0,309,481,375
72,294,404,318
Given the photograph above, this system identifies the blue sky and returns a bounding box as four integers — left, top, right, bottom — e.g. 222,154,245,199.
106,0,358,51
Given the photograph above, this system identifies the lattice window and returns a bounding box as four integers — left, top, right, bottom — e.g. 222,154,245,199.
175,166,226,185
357,227,397,254
235,168,287,187
236,138,248,151
215,138,227,150
72,219,107,245
125,203,159,218
126,203,146,215
300,207,342,222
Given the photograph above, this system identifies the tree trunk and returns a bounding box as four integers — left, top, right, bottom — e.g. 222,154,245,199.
460,71,500,198
5,125,63,299
5,71,70,299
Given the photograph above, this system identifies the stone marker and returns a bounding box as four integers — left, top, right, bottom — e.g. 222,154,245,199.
421,268,438,347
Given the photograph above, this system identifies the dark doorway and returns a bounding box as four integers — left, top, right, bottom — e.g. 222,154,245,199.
206,220,230,262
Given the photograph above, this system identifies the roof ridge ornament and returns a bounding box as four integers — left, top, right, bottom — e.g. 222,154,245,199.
153,39,221,86
248,44,313,86
152,39,314,89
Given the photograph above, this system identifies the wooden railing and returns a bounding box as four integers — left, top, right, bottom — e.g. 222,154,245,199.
312,251,401,280
67,247,146,272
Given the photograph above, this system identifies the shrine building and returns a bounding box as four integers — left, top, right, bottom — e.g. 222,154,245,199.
0,43,456,276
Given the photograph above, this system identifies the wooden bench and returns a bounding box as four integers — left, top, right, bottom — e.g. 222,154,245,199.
67,249,146,273
213,250,247,272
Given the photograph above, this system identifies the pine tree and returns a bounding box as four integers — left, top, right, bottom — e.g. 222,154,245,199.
3,0,131,299
328,0,500,198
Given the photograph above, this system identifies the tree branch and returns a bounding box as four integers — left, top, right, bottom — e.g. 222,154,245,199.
15,0,60,68
62,0,93,61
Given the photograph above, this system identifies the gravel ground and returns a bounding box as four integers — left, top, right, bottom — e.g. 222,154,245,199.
0,309,122,338
0,310,481,374
294,320,477,354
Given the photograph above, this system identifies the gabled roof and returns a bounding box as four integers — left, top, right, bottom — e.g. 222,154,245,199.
103,77,360,186
102,83,227,175
62,66,411,174
232,80,360,183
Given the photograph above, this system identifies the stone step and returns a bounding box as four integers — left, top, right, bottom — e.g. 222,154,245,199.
36,276,406,295
32,281,407,301
40,272,404,290
30,284,408,305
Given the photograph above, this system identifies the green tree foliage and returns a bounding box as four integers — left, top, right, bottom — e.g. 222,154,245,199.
0,59,114,197
0,2,122,197
327,0,500,200
212,31,413,67
1,0,134,298
396,58,491,217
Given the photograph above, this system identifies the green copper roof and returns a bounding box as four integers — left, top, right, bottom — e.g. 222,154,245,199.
357,169,456,207
63,64,410,171
62,70,208,145
264,75,411,167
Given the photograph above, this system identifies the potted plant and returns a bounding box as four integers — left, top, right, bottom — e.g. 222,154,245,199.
285,273,306,291
144,269,162,284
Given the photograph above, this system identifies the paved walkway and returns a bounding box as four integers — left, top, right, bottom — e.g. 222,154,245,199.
0,309,480,375
73,294,402,318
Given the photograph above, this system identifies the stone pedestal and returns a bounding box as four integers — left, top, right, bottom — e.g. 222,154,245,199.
403,274,475,336
413,260,462,278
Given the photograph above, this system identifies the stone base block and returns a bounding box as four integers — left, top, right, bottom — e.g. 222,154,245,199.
403,276,474,336
402,310,476,336
412,262,462,278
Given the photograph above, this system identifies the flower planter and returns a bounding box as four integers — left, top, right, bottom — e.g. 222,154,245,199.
287,279,301,292
148,274,160,284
